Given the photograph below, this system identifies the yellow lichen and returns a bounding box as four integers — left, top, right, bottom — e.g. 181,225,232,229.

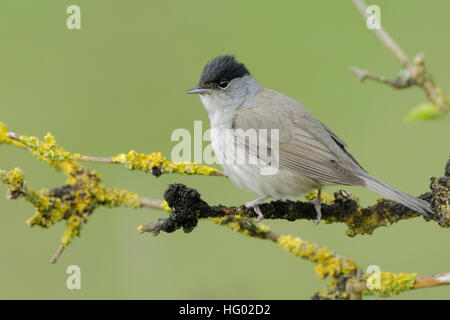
304,190,334,205
0,168,25,198
277,235,359,279
161,200,172,213
18,133,73,168
0,122,8,144
101,188,142,209
112,150,219,176
211,215,272,238
0,148,144,255
363,271,417,297
0,122,24,148
61,215,83,246
1,123,221,260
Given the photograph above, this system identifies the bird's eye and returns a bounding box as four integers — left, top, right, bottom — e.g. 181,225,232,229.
218,80,229,89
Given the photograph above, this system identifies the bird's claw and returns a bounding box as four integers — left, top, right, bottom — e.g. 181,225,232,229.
245,201,264,222
253,205,264,222
310,190,322,225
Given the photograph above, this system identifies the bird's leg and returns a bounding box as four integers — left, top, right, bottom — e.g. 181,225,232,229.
311,189,322,224
245,195,270,222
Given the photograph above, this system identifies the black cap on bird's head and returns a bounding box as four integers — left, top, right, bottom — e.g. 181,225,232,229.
187,55,250,94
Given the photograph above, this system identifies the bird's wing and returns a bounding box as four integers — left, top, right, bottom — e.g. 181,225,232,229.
318,119,366,172
232,89,365,186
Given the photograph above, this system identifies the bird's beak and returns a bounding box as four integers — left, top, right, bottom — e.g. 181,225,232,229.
186,86,210,94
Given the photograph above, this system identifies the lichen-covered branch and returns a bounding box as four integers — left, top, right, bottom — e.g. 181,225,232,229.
140,197,448,299
0,121,212,263
346,271,450,298
215,217,450,299
1,122,224,178
78,153,226,176
109,151,225,176
0,165,155,263
351,0,450,120
135,169,447,298
139,160,448,238
1,120,449,298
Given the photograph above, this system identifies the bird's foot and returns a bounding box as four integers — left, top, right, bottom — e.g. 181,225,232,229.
253,205,264,222
310,190,322,224
245,195,269,222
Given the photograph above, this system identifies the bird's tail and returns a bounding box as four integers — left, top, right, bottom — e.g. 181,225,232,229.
361,174,432,216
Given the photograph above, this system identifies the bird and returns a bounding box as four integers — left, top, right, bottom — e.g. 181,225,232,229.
186,55,432,223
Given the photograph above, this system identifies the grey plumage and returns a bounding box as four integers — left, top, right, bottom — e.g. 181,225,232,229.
187,55,432,217
232,89,431,215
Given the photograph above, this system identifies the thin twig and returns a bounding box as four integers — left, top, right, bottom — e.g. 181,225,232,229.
351,0,450,120
47,198,163,265
50,244,64,264
414,272,450,289
352,0,410,67
349,66,415,89
140,197,163,210
77,155,113,163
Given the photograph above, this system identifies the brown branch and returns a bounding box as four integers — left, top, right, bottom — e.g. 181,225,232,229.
139,197,164,210
138,157,448,238
351,0,450,120
50,244,64,264
352,0,410,66
347,271,450,294
77,155,113,163
349,66,415,89
139,195,449,299
414,272,450,289
2,122,448,298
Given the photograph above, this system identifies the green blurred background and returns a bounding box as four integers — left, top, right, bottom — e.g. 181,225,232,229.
0,0,449,299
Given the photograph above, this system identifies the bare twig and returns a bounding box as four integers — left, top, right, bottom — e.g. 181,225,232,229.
6,132,20,140
414,272,450,289
349,66,415,89
50,244,64,264
77,155,113,163
140,197,164,210
352,0,410,66
351,0,450,120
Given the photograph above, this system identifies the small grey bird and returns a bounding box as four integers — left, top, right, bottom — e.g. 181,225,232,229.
187,55,432,222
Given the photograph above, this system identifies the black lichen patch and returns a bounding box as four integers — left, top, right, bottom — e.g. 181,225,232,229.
149,184,225,234
151,166,162,177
